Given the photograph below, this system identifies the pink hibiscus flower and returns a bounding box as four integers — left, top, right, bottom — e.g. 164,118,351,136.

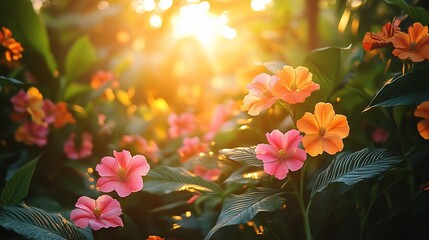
178,137,208,162
64,132,93,160
242,73,277,116
70,195,123,230
96,150,150,197
255,129,307,180
168,112,196,138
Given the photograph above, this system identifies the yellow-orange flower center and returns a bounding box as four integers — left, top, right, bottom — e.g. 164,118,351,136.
319,127,326,137
93,207,101,218
290,81,298,92
278,149,288,161
410,42,417,51
117,167,127,181
263,89,272,97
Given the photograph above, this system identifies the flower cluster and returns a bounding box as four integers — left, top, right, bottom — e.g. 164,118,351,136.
11,87,76,147
246,65,350,179
0,27,23,61
242,66,320,116
363,22,429,62
71,150,150,229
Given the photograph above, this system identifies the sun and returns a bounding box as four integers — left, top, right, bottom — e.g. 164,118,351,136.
170,1,236,50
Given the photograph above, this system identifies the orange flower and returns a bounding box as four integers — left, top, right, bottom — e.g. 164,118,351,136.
27,87,45,125
0,27,23,61
391,22,429,62
271,66,320,104
362,22,398,51
414,101,429,139
90,71,118,89
296,102,350,156
53,102,76,128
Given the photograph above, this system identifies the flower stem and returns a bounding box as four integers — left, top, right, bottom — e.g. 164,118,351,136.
289,169,312,240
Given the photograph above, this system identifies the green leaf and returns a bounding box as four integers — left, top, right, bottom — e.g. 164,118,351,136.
364,70,429,111
292,45,352,117
0,204,91,240
204,188,285,240
385,0,429,26
63,83,91,100
311,148,403,198
144,166,224,195
0,76,24,85
65,36,97,83
0,0,57,74
303,45,352,101
219,147,263,167
0,156,39,206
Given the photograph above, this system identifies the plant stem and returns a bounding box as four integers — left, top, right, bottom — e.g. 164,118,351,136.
289,169,312,240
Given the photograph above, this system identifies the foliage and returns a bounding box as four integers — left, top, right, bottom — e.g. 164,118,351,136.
0,0,428,239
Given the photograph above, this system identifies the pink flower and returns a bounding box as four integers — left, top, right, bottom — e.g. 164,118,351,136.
70,195,123,230
96,150,150,197
120,135,160,162
14,122,49,146
193,165,221,181
10,90,28,113
168,112,196,138
255,129,307,180
242,73,277,116
203,101,234,141
372,127,389,144
42,99,56,124
64,132,93,160
178,137,208,162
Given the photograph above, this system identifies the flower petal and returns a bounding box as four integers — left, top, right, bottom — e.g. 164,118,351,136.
297,112,319,135
322,134,344,155
302,134,324,157
96,177,117,193
285,148,307,171
263,161,288,180
96,156,118,177
128,155,150,177
255,143,278,163
113,150,132,169
282,129,302,150
115,181,133,197
326,114,349,139
417,119,429,139
314,102,335,128
266,129,284,150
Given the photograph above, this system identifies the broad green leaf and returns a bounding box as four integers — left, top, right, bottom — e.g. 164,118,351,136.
292,45,352,117
0,204,91,240
303,45,351,101
0,0,57,75
144,166,224,195
65,36,97,83
311,148,402,197
219,147,262,167
0,156,39,206
385,0,429,26
364,70,429,111
204,188,285,240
